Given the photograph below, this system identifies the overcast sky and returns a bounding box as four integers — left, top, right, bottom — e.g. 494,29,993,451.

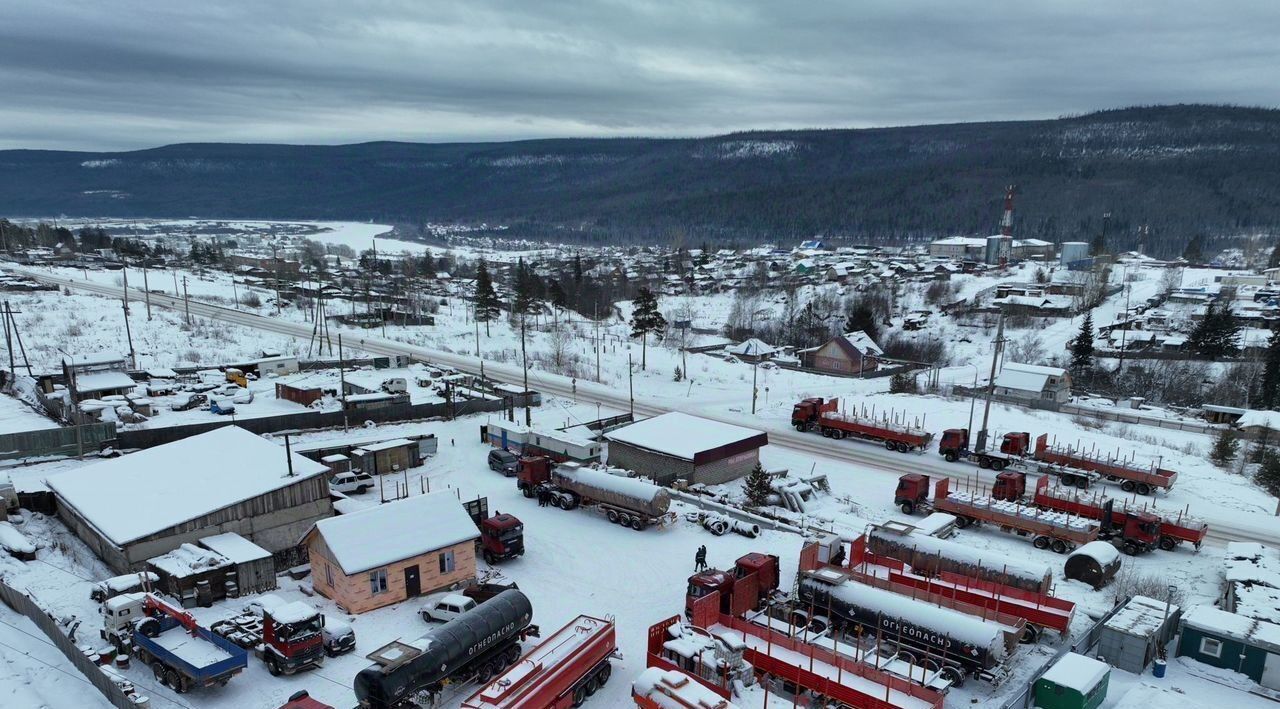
2,0,1278,151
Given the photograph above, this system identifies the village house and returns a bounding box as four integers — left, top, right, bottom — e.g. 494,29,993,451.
61,353,136,403
992,363,1072,404
798,331,883,375
303,491,479,614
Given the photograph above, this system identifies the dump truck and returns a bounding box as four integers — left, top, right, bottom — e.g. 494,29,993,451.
685,553,781,618
791,397,933,452
462,615,617,709
896,474,1101,554
355,589,540,708
517,457,672,530
1030,475,1206,552
210,599,326,675
463,496,526,564
866,520,1054,594
100,593,248,693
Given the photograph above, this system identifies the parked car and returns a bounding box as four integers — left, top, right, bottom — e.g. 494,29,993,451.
419,593,476,623
328,471,374,495
243,594,287,618
488,449,520,476
322,618,356,657
169,393,207,411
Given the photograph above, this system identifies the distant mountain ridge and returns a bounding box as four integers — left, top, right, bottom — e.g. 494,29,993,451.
2,104,1278,254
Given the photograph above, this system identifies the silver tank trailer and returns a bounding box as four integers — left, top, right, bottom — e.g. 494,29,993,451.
552,463,671,519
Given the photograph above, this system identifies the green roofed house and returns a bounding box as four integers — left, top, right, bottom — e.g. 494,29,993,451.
1034,652,1109,709
1177,605,1280,689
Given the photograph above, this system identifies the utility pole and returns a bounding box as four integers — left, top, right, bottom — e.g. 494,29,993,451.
338,334,349,433
141,265,152,320
2,302,13,374
121,298,136,370
521,315,531,427
182,276,192,326
977,314,1006,452
751,362,759,415
121,264,130,311
594,303,600,382
1117,264,1132,374
628,352,635,418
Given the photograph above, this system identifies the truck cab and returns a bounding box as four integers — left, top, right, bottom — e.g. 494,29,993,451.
895,474,930,514
1117,511,1161,555
990,471,1027,502
790,397,827,431
478,513,525,564
261,602,326,675
516,455,554,496
685,553,780,617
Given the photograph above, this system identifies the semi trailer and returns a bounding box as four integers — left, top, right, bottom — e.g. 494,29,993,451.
792,398,933,453
462,615,617,709
1030,475,1206,552
865,521,1054,595
354,589,540,708
518,457,672,530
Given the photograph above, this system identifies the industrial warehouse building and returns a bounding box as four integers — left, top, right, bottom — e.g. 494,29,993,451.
605,412,768,486
47,426,332,574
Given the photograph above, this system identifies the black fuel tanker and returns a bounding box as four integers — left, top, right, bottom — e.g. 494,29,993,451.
354,589,538,707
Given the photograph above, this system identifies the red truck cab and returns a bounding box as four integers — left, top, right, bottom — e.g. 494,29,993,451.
277,690,334,709
261,604,325,676
685,553,780,617
1116,511,1161,553
895,473,930,513
478,513,525,563
990,471,1027,501
791,397,831,431
516,456,554,497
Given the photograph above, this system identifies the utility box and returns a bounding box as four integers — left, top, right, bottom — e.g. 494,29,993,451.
1034,652,1109,709
1097,595,1181,674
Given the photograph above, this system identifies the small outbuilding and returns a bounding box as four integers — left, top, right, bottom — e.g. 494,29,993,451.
303,491,479,614
1064,541,1122,590
1033,652,1109,709
1097,595,1181,674
605,412,768,486
994,362,1072,404
1177,605,1280,689
199,532,277,596
146,543,234,608
724,338,778,363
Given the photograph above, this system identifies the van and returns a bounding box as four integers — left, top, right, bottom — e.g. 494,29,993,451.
380,378,408,394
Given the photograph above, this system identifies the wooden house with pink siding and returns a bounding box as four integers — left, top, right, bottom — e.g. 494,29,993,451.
302,492,479,614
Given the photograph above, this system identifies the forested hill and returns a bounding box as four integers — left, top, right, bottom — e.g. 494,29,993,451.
2,104,1278,254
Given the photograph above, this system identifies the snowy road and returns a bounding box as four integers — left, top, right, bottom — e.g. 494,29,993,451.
21,267,1280,549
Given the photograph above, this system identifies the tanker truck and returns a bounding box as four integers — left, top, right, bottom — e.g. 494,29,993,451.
795,568,1015,687
354,589,540,708
517,457,673,530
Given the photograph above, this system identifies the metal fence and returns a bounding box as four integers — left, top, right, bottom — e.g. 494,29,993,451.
998,599,1131,709
0,578,150,709
950,386,1219,435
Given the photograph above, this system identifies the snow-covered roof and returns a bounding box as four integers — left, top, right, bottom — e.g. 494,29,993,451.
307,491,479,575
200,532,271,564
149,543,230,577
47,426,327,545
1039,652,1108,692
725,338,778,357
605,412,767,462
1238,409,1280,431
839,331,883,357
993,362,1067,393
75,371,136,393
1183,605,1280,653
1105,595,1179,637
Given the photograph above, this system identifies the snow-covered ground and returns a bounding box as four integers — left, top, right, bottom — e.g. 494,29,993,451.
0,393,55,435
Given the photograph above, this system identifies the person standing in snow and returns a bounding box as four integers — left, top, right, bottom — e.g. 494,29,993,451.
537,486,549,507
694,545,707,571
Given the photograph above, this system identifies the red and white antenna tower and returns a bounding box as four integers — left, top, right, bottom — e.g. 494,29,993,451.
999,184,1016,236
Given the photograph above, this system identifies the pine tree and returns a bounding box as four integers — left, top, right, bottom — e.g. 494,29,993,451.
843,305,879,343
511,258,540,317
673,365,683,382
742,462,772,507
548,280,567,311
1189,303,1241,358
630,287,667,370
473,260,500,336
1262,331,1280,409
572,253,584,284
1255,449,1280,497
1070,311,1096,372
1183,234,1205,263
1210,428,1239,467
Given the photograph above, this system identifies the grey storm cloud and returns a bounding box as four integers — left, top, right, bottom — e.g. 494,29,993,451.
1,0,1278,150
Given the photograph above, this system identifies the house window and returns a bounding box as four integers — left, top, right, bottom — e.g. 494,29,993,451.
439,550,456,574
369,569,388,594
1200,637,1223,658
325,563,334,588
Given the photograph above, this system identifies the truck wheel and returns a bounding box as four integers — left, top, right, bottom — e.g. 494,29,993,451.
943,450,958,462
619,513,633,527
954,516,971,529
572,685,587,707
1122,541,1139,556
1021,624,1042,644
991,459,1006,471
522,487,533,499
808,615,829,634
1159,536,1177,551
940,665,965,687
896,442,910,453
1050,539,1068,554
899,500,915,515
164,668,181,691
630,517,645,531
151,662,166,683
794,423,806,432
885,440,896,451
596,662,611,686
139,617,161,638
978,458,991,469
267,657,282,676
898,650,917,665
1136,483,1152,496
483,550,496,564
1075,477,1090,490
1120,480,1136,493
1033,536,1050,550
606,509,619,524
789,610,809,628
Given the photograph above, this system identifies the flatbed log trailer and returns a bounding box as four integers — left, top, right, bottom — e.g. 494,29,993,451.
896,474,1101,554
1031,433,1175,495
792,398,933,453
1029,475,1207,552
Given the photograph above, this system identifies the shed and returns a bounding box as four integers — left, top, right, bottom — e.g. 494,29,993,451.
1033,652,1109,709
1097,595,1181,674
146,543,234,608
724,338,778,363
797,331,882,375
604,412,768,486
1064,541,1121,590
199,532,277,595
352,438,419,474
47,426,332,574
994,363,1072,404
1177,605,1280,688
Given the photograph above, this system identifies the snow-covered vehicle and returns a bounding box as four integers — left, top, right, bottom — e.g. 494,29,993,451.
169,393,207,411
323,617,356,657
329,471,374,494
419,593,477,623
90,571,160,602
